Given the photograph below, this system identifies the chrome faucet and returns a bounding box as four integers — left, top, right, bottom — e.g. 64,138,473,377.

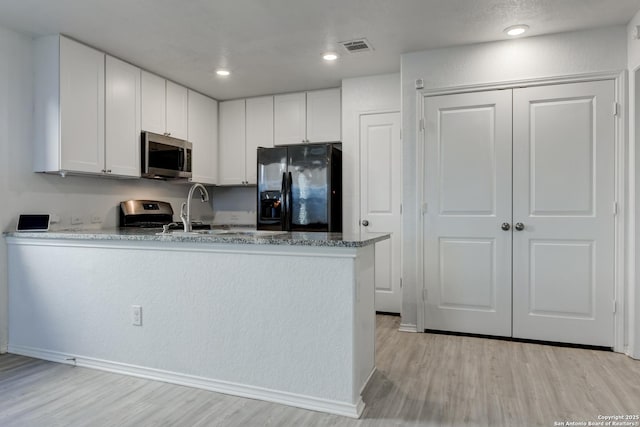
181,183,210,232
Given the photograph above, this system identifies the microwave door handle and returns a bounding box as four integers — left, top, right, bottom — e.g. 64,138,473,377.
178,148,184,171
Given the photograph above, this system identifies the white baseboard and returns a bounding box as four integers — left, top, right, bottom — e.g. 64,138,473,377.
8,345,364,419
399,323,418,333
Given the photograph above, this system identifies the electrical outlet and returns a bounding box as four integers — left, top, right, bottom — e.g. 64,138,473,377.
90,215,102,224
132,305,142,326
71,216,83,225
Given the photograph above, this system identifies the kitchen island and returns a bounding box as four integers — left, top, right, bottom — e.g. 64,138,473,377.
4,229,388,418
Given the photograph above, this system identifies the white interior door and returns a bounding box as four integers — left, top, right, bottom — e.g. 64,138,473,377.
360,112,402,313
512,80,615,347
423,90,513,337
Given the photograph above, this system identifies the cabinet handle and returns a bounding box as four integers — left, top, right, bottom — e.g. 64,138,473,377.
501,223,510,231
106,170,112,173
101,169,106,173
515,222,525,231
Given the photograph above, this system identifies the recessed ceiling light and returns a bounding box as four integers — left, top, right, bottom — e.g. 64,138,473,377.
504,24,529,37
323,52,338,61
216,69,230,76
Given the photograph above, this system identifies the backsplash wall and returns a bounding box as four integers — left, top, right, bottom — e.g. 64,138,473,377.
210,186,257,226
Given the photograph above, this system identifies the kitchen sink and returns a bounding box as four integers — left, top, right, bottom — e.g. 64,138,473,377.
157,229,287,237
156,229,228,236
199,229,287,237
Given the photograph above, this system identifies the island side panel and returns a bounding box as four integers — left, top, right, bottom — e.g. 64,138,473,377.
7,239,361,408
353,244,376,403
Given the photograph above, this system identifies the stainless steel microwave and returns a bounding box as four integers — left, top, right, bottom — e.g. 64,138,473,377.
141,131,192,179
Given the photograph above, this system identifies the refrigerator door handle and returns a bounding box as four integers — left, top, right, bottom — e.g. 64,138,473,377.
287,172,293,231
281,172,287,231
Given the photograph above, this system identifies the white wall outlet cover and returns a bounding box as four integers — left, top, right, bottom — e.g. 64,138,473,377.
132,305,142,326
70,216,83,225
90,215,102,223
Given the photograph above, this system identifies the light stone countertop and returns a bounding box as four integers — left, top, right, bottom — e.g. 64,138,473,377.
3,228,390,248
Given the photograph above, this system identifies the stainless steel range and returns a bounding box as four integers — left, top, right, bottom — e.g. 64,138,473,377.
119,200,210,230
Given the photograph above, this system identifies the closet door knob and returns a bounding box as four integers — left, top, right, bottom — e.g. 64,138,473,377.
515,222,525,231
501,223,510,231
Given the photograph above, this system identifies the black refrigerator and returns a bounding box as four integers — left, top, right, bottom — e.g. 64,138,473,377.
257,144,342,232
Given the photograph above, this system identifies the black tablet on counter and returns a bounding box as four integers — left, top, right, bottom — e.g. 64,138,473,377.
16,214,50,232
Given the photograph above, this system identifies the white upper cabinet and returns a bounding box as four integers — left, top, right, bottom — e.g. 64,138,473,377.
219,96,274,185
140,71,166,136
274,88,341,145
34,35,106,175
245,96,274,184
306,88,341,142
218,99,247,185
34,34,215,180
188,90,218,185
141,71,188,140
166,81,188,140
105,55,141,177
274,92,306,145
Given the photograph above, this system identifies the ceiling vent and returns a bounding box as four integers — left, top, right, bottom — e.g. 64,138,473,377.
339,38,373,54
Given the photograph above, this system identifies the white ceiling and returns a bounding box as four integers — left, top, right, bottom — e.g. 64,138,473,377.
0,0,639,100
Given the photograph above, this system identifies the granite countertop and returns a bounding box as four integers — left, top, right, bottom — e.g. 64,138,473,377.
3,228,390,248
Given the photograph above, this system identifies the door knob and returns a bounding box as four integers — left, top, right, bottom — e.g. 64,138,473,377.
361,220,369,226
501,223,511,231
514,222,525,231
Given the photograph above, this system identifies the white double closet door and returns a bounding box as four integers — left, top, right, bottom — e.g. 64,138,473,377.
423,80,615,347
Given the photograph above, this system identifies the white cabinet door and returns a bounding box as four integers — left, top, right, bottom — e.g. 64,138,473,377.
141,71,166,135
360,112,402,313
422,81,616,347
188,90,218,185
105,55,140,177
423,90,513,337
166,81,188,140
274,92,306,145
59,36,105,174
246,96,274,184
219,99,246,185
307,88,341,142
512,81,615,347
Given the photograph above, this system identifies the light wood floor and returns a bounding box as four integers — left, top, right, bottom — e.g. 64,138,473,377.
1,315,639,426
